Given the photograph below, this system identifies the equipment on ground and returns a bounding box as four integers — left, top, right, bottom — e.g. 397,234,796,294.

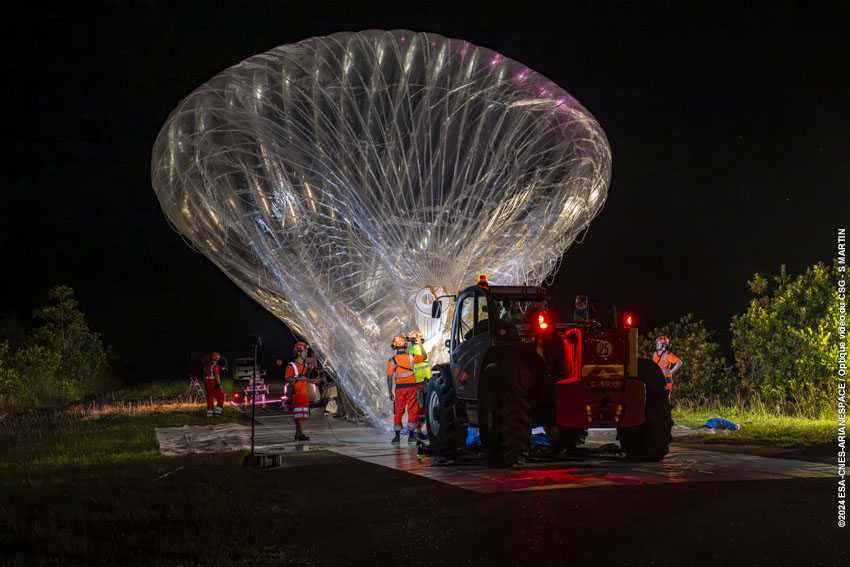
244,372,269,403
425,279,673,467
188,374,206,403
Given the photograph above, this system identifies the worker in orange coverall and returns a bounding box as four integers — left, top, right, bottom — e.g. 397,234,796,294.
203,352,225,417
286,342,311,441
653,336,682,400
386,335,427,445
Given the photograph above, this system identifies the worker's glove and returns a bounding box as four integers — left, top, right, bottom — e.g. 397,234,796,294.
415,388,425,407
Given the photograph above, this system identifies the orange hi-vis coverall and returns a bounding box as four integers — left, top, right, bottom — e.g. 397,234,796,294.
653,351,681,392
203,360,225,416
388,352,425,433
286,361,310,421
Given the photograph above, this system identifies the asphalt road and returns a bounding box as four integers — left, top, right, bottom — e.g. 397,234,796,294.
220,389,844,565
257,443,843,566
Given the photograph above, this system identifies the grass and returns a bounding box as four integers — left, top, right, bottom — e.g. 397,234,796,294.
0,379,836,563
0,397,310,566
672,403,837,448
0,376,243,421
103,376,242,402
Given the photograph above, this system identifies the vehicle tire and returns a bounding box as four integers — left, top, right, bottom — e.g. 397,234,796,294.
425,365,466,451
544,425,587,453
617,358,674,461
479,367,532,467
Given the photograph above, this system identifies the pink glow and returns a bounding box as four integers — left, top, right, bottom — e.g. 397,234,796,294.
229,396,284,407
492,468,648,490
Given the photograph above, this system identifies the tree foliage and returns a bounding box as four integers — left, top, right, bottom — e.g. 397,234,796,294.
730,262,840,416
0,341,21,408
0,286,108,407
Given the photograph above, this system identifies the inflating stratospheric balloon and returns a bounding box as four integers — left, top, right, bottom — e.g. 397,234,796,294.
151,30,611,428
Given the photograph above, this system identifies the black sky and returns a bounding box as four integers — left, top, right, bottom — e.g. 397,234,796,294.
2,1,848,379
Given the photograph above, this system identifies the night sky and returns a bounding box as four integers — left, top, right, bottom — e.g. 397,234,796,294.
2,1,848,380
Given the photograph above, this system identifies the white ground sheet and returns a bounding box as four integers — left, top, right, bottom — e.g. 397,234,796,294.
156,407,835,494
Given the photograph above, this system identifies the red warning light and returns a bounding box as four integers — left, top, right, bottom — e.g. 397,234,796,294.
538,311,550,330
623,312,634,328
276,359,283,366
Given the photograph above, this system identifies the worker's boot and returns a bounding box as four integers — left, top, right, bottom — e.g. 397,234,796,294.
408,431,417,443
391,432,400,445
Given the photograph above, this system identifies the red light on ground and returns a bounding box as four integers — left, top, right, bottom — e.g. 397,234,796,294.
276,359,283,366
623,312,634,328
538,311,549,330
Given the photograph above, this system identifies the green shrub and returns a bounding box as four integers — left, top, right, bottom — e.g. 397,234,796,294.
30,286,109,397
11,342,62,405
0,286,109,409
730,262,840,416
0,341,21,408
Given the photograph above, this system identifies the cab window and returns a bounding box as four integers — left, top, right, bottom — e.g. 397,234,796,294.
475,294,490,336
491,297,549,341
454,294,475,345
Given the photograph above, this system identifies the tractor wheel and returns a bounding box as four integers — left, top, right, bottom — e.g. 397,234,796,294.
544,425,588,453
479,368,531,467
425,365,466,451
617,358,674,461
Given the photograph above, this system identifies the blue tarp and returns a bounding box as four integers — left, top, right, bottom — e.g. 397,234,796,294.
704,418,740,431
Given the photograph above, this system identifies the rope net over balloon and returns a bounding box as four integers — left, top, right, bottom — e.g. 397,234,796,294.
151,30,611,429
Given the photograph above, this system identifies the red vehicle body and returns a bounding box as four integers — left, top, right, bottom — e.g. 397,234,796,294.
557,326,645,428
425,281,672,466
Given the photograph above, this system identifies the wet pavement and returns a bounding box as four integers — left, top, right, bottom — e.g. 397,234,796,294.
155,405,835,494
153,405,845,565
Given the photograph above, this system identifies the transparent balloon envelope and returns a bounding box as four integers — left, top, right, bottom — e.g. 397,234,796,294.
151,29,611,429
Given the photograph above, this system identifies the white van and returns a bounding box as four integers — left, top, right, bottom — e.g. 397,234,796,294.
232,357,256,381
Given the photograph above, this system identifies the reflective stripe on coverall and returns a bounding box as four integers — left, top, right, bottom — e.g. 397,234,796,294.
286,361,310,421
652,351,680,392
409,344,431,383
203,360,224,415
